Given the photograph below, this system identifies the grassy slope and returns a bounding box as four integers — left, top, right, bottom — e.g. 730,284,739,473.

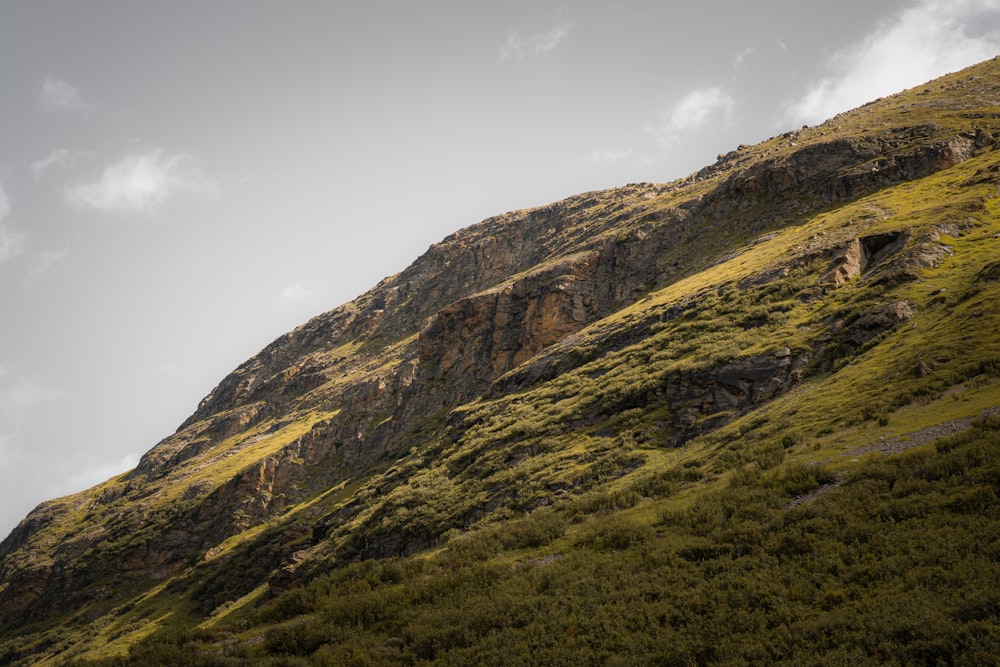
2,60,1000,665
101,415,1000,666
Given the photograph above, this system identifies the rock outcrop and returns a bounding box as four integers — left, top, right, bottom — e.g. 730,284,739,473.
670,350,811,442
820,232,908,286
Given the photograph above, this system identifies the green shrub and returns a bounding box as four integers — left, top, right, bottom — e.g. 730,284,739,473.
577,514,653,550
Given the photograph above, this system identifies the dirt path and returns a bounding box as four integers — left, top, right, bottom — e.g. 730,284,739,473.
785,480,844,509
786,406,999,509
847,405,1000,457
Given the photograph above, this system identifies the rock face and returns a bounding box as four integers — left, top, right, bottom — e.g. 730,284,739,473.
3,58,1000,660
822,238,870,286
670,351,812,442
820,232,907,286
418,252,603,388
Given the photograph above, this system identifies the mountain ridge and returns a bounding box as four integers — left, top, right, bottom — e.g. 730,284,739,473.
2,57,1000,665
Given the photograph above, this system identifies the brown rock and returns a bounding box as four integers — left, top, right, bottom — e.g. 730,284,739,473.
820,238,869,285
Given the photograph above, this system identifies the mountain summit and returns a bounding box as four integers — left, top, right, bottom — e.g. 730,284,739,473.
3,58,1000,665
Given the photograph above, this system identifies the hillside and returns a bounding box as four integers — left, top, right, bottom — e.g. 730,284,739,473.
2,57,1000,665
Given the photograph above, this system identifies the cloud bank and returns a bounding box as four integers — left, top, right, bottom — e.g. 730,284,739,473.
31,148,84,178
0,185,26,266
785,0,1000,126
651,86,735,146
67,150,214,215
589,147,634,163
280,283,319,305
500,22,573,61
0,226,24,266
25,249,69,286
39,76,91,113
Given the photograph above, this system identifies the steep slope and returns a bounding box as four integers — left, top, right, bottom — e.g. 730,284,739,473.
2,58,1000,665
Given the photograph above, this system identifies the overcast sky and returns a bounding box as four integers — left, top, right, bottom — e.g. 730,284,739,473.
1,1,999,538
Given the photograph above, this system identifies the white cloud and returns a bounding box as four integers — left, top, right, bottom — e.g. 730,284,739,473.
589,147,634,163
280,282,319,305
500,22,573,61
67,149,215,215
31,148,85,178
650,86,735,146
784,0,1000,126
733,47,755,67
0,227,24,266
24,248,69,286
0,185,26,266
39,76,91,112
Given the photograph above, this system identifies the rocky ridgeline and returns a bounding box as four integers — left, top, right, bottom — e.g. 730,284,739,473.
176,113,987,430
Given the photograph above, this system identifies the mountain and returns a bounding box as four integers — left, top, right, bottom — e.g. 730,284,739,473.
3,58,1000,665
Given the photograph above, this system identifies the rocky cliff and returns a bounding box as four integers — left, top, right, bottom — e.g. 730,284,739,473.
2,58,1000,665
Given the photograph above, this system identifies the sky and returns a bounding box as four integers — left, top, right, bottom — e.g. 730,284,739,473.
1,0,999,539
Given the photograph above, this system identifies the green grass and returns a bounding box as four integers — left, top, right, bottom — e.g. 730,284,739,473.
67,415,1000,666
